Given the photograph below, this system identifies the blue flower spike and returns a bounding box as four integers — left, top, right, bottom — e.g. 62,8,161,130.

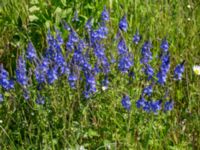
121,95,131,111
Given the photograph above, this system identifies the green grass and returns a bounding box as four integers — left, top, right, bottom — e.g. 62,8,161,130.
0,0,200,149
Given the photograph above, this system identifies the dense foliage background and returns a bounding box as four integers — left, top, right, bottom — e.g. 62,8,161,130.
0,0,199,149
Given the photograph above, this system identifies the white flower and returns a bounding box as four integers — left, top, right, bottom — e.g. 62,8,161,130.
79,146,87,150
102,86,108,91
187,5,191,9
193,65,200,75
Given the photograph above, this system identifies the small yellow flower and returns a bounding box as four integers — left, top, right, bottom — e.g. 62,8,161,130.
193,65,200,75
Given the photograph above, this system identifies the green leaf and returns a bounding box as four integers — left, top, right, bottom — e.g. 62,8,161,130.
29,15,39,22
84,4,94,10
79,15,88,21
54,7,62,15
29,6,40,13
177,89,183,100
60,0,66,6
4,92,10,97
45,20,51,28
30,0,39,5
87,129,99,138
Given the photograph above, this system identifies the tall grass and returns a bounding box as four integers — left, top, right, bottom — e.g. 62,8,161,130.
0,0,199,149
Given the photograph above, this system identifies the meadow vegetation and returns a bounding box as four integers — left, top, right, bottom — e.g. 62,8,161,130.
0,0,199,149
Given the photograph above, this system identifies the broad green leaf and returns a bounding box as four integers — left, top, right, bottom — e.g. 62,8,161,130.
29,15,39,22
29,6,40,13
87,129,99,138
54,7,62,15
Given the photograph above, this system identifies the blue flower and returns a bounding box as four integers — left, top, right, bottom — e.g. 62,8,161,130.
0,73,9,88
78,40,87,51
47,67,58,84
0,65,14,90
133,31,141,44
23,89,30,100
93,43,105,59
91,25,108,41
85,73,96,90
37,84,43,91
54,52,65,65
157,53,170,85
101,56,110,74
40,58,50,71
85,18,92,31
92,43,110,74
68,73,77,89
34,57,49,84
71,48,92,73
54,52,69,76
128,70,135,79
121,95,131,110
143,64,154,79
0,94,3,103
56,29,64,45
143,101,151,112
47,29,54,46
97,25,108,39
0,65,8,77
160,53,170,74
140,42,152,64
136,97,146,108
142,85,153,96
93,62,101,75
137,98,162,113
119,15,128,32
16,56,28,86
36,95,45,105
45,46,55,59
60,64,70,76
72,10,79,22
101,6,109,21
83,72,97,98
35,67,46,84
118,38,128,55
7,80,14,89
118,54,133,73
174,61,185,80
141,41,152,53
150,100,162,113
160,39,169,52
81,60,92,72
164,100,174,111
26,42,37,61
86,76,96,92
115,31,120,40
66,30,79,51
83,91,91,99
63,21,71,31
157,71,167,85
72,50,84,65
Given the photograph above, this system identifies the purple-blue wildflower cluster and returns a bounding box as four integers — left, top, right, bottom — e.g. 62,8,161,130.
119,15,128,32
0,7,184,113
133,31,141,45
122,38,184,113
0,64,14,90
